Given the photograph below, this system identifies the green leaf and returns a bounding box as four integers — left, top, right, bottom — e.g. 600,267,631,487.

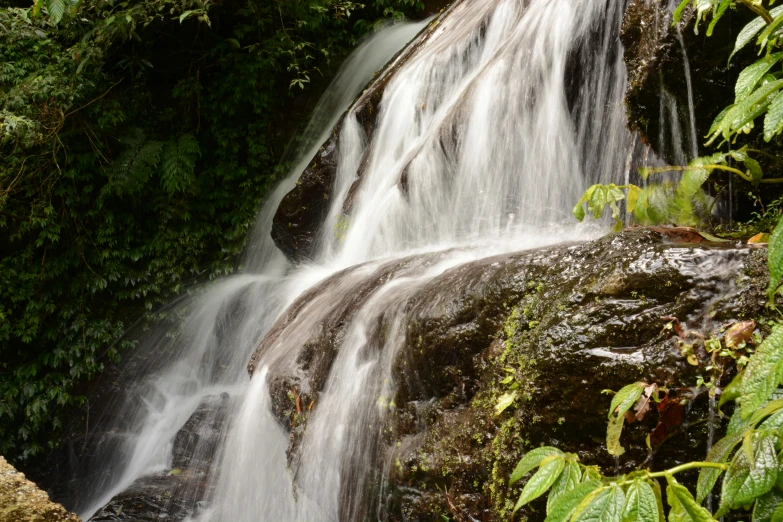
757,13,783,49
753,489,783,522
696,431,742,502
758,408,783,432
608,383,645,420
764,91,783,142
547,460,581,514
621,480,659,522
32,0,44,17
735,54,783,102
44,0,66,24
649,479,665,522
572,483,625,522
706,0,730,37
737,325,783,417
729,6,783,63
605,382,644,456
769,215,783,303
513,455,566,513
666,481,715,522
726,399,783,436
606,415,626,457
510,447,564,485
718,431,779,516
495,391,517,415
673,0,691,25
544,480,602,522
573,200,586,221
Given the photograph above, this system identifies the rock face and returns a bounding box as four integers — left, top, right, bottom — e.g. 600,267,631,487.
87,393,230,522
253,229,768,521
0,455,81,522
270,5,451,262
620,0,755,161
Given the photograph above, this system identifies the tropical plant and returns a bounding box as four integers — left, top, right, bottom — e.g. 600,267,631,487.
575,0,783,304
0,0,422,462
508,324,783,520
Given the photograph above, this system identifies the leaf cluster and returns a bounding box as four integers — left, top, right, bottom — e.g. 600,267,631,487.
509,324,783,520
0,0,422,462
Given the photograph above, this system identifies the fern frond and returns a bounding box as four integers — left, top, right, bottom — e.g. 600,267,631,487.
160,134,199,195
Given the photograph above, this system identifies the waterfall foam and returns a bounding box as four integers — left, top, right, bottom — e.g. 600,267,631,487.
74,0,663,520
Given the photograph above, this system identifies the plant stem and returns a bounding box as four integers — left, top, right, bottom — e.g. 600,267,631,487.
738,0,774,24
641,164,753,182
645,461,728,478
642,164,783,184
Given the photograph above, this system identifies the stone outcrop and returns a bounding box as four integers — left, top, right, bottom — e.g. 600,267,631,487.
621,0,757,160
87,393,230,522
253,229,769,520
0,455,80,522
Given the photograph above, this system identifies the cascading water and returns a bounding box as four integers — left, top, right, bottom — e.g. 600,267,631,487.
73,0,663,520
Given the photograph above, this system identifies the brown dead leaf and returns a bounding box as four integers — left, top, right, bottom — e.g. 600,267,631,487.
649,226,706,243
633,383,658,421
725,320,756,349
649,397,684,448
661,316,683,337
748,233,770,244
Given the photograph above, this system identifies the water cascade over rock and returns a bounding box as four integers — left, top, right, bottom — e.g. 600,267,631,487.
36,0,769,521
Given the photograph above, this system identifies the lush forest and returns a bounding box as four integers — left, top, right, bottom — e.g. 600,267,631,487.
0,0,422,462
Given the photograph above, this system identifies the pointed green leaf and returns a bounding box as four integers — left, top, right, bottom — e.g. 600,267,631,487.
44,0,66,23
513,456,566,513
727,399,783,436
753,489,783,522
510,447,564,485
738,325,783,417
718,431,779,516
736,54,783,102
572,483,625,522
606,415,626,457
666,481,715,522
706,0,730,36
673,0,690,24
621,479,659,522
649,479,665,522
573,200,586,221
547,461,581,514
544,480,602,522
730,6,783,63
696,431,742,502
609,383,645,420
764,91,783,142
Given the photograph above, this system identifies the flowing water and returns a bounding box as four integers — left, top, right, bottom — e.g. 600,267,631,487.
74,0,666,520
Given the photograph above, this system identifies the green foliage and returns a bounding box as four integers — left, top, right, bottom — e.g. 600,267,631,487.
605,382,645,457
509,327,783,521
0,0,421,462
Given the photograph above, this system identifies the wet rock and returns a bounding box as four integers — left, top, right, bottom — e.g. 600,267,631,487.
0,455,81,522
86,393,230,522
258,229,768,521
271,136,340,262
621,0,754,160
270,6,453,262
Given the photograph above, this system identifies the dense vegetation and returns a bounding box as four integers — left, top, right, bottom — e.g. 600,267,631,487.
555,2,783,520
0,0,421,462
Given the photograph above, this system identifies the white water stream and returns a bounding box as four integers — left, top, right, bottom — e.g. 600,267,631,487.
75,0,660,520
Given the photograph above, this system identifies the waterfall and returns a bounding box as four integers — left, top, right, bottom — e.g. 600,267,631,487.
75,0,652,520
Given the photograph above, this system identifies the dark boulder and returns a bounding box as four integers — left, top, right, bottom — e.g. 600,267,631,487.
87,393,230,522
255,229,769,521
621,0,755,161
